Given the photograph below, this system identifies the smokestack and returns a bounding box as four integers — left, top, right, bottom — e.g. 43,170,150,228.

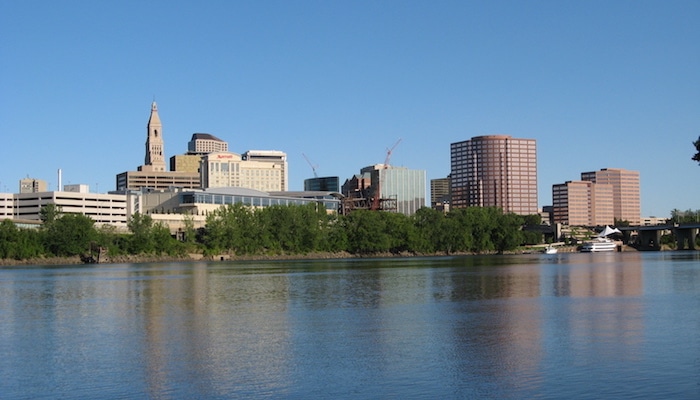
58,169,62,192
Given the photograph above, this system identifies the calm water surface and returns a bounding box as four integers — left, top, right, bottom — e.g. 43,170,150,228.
1,252,699,399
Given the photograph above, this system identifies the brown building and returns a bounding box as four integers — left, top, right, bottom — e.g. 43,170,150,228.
430,176,451,208
581,168,640,225
450,135,538,215
552,168,640,226
552,180,614,226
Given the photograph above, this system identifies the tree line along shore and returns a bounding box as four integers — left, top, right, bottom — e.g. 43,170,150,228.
1,203,546,266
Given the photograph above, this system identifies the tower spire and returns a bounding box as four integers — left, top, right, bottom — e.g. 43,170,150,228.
142,101,165,172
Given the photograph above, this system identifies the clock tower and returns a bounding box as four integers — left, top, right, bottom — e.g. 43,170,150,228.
141,101,166,172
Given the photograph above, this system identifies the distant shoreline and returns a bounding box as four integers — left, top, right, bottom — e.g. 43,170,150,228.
0,245,657,267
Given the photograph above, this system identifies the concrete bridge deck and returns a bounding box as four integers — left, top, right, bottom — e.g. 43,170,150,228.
620,223,700,250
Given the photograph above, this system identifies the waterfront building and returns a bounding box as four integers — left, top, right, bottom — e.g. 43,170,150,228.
581,168,641,225
129,187,340,233
12,190,128,229
552,180,614,226
20,178,48,193
0,192,12,219
450,135,538,215
304,176,340,192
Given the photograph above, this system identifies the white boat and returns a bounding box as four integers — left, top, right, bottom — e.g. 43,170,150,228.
580,237,617,252
544,245,558,254
580,226,621,252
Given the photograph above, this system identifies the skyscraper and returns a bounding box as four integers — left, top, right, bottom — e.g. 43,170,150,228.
552,180,614,226
581,168,640,225
450,135,537,215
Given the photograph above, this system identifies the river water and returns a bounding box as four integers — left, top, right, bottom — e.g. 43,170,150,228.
1,252,699,399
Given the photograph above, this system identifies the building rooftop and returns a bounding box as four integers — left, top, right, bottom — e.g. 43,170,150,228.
190,133,225,142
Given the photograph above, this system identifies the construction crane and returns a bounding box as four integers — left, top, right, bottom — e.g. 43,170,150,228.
371,138,402,210
383,138,402,169
302,153,319,178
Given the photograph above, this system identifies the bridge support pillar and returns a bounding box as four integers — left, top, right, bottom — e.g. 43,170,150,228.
638,230,662,251
674,227,698,250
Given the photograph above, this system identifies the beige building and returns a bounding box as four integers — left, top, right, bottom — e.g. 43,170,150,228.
581,168,640,225
552,168,640,226
552,180,614,226
169,154,202,174
0,193,13,219
188,133,228,154
243,150,288,191
450,135,538,215
116,170,200,191
139,102,166,172
200,151,287,192
20,178,48,193
11,190,128,229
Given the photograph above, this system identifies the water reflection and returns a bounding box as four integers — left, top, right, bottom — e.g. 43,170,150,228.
0,252,698,398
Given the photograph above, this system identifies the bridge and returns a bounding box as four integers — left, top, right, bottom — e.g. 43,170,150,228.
619,223,700,251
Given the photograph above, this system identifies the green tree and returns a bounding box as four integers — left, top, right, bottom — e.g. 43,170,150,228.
181,213,198,250
344,210,391,254
127,212,155,254
152,222,183,256
39,204,61,226
491,212,523,253
693,136,700,165
412,207,445,253
44,213,96,256
0,219,19,259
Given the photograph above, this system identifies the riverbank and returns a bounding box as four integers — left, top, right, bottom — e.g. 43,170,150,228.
0,250,496,267
1,245,686,267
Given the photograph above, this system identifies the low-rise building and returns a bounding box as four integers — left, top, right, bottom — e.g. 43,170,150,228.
11,190,128,229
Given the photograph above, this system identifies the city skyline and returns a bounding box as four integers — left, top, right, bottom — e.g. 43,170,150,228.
1,1,698,217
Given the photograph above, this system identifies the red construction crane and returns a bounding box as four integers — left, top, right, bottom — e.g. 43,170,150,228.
371,138,402,210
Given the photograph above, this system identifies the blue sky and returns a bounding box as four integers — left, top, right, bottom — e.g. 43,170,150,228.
1,0,698,217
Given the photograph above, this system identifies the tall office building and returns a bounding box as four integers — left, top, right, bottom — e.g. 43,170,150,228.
581,168,640,225
450,135,537,215
552,180,614,226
